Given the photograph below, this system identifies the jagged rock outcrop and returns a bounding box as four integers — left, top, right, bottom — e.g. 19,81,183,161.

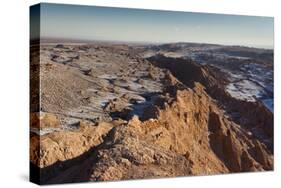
30,77,273,184
30,121,113,168
30,45,273,184
147,54,273,152
90,121,192,181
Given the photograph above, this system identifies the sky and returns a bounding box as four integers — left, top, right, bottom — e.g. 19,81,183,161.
33,3,274,48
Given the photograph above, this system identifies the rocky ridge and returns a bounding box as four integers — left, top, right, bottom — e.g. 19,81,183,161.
30,43,273,184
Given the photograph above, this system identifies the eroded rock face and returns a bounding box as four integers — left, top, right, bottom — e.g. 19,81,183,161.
30,44,273,184
148,55,273,152
30,121,113,168
141,82,272,174
30,82,273,184
90,124,192,181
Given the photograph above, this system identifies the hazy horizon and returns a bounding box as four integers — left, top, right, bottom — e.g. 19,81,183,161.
31,3,274,49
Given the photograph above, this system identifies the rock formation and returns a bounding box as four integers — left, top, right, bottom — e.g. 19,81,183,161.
30,44,273,184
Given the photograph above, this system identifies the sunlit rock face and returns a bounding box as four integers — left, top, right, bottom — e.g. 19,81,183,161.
30,42,273,184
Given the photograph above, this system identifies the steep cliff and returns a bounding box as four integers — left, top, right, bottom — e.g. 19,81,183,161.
30,71,273,184
30,46,273,184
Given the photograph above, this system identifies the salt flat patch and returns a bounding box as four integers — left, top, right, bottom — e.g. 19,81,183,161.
221,54,250,60
227,72,245,82
142,51,158,58
162,52,185,58
88,90,117,108
226,80,263,102
30,121,81,136
30,127,62,136
98,74,118,80
140,80,162,92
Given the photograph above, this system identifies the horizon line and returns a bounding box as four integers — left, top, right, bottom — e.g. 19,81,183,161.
34,36,274,50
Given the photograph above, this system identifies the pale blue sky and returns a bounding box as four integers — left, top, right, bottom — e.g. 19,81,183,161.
38,3,274,48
